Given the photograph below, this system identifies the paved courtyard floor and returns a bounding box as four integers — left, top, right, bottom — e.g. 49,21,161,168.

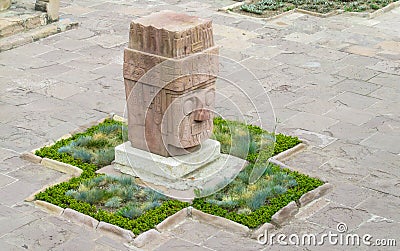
0,0,399,250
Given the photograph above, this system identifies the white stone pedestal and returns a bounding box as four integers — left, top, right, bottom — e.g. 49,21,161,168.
114,139,247,197
115,139,221,180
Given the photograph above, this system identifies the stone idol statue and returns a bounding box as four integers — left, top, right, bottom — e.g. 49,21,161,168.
114,11,245,198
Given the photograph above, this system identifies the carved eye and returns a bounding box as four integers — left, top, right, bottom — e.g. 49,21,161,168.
183,99,194,115
205,90,214,106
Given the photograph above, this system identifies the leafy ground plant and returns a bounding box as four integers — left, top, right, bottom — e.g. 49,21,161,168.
194,119,322,224
212,117,301,163
192,168,323,228
35,119,189,234
35,117,322,233
57,123,126,166
65,175,168,218
200,163,298,213
238,0,397,17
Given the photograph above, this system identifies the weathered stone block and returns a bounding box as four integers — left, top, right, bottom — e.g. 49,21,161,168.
62,208,99,229
156,208,188,232
97,221,135,241
191,208,250,236
34,200,64,215
271,201,299,226
47,0,60,21
299,183,333,207
41,158,82,176
20,152,42,164
133,229,162,248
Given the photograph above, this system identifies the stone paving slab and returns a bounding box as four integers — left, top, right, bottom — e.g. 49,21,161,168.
1,0,400,250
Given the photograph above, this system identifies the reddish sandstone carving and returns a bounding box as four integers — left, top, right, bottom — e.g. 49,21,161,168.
123,11,219,157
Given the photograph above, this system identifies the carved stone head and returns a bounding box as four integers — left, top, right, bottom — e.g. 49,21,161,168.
123,11,219,157
162,82,215,155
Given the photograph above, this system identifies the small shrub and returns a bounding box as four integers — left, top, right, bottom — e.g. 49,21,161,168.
107,184,122,194
98,124,121,134
143,201,162,211
120,187,136,201
118,204,143,219
75,136,92,147
246,190,268,211
117,176,135,187
71,149,93,163
272,185,287,195
93,148,115,166
105,196,122,208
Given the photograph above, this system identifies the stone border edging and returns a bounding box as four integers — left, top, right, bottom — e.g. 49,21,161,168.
272,140,308,162
112,114,127,123
222,6,297,22
218,1,248,11
247,183,333,239
299,183,333,207
156,207,189,232
250,222,275,239
97,221,135,241
219,1,400,20
133,229,162,248
21,151,43,164
62,208,99,229
34,200,64,215
33,201,136,241
25,113,331,244
41,158,83,176
271,201,299,227
190,207,250,236
295,8,340,18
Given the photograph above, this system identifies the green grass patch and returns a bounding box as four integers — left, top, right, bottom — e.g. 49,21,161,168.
35,117,321,233
238,0,397,17
194,119,322,228
193,168,322,228
212,117,301,163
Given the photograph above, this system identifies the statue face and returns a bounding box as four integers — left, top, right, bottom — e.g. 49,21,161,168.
163,85,215,153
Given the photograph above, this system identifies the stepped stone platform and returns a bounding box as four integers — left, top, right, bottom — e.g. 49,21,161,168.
113,140,247,200
0,0,77,52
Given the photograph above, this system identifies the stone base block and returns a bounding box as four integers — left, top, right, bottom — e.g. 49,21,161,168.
114,139,247,198
114,139,221,180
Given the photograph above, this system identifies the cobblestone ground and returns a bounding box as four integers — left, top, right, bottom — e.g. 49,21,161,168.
1,0,399,250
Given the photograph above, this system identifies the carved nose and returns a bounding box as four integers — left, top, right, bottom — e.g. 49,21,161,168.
194,109,210,122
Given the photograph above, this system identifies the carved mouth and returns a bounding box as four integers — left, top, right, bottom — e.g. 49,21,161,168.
191,120,210,135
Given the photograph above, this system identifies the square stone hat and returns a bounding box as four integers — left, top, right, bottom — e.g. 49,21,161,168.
128,10,215,58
